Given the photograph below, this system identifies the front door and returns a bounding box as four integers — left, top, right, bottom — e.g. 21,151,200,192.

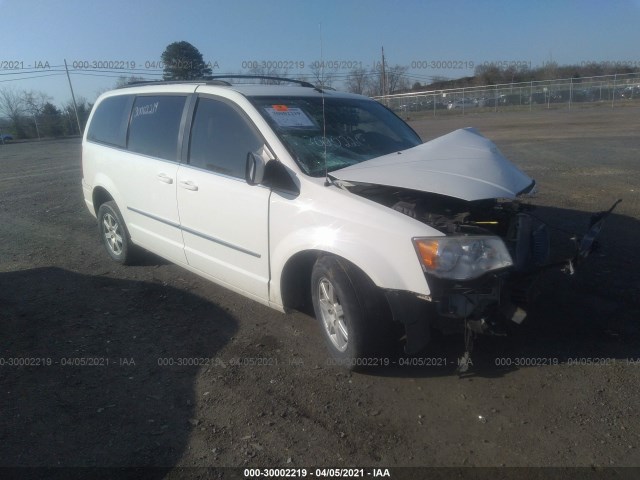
176,96,271,302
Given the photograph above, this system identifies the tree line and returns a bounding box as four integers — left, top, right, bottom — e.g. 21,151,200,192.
3,39,638,140
0,88,92,140
0,75,148,141
160,41,412,96
412,61,640,92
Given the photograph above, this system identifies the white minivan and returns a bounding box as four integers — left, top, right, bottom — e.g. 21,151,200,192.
82,77,611,367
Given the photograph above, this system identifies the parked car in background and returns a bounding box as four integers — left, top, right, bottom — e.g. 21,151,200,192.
447,98,477,110
422,99,447,110
477,97,498,108
1,133,13,144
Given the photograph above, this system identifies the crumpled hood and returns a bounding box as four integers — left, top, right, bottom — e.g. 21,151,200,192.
331,128,534,201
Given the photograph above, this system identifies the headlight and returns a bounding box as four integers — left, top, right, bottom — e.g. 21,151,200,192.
413,236,513,280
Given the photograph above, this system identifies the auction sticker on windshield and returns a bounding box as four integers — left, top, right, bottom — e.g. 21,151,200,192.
264,106,316,128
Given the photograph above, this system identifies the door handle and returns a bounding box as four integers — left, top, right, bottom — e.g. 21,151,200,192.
157,173,173,184
179,180,199,191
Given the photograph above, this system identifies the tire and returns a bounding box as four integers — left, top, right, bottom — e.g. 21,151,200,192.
97,201,137,265
311,255,393,369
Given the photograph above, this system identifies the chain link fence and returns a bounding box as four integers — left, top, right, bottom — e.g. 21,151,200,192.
375,72,640,115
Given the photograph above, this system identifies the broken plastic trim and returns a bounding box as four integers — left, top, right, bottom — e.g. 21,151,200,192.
516,179,537,196
556,199,621,275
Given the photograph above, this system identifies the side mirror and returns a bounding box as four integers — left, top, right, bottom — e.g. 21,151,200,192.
245,151,267,186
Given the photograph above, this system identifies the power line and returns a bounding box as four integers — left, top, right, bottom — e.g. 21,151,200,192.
70,71,163,79
0,73,67,83
0,69,67,76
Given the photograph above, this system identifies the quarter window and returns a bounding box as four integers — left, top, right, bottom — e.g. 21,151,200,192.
128,95,186,161
188,97,263,178
86,95,131,147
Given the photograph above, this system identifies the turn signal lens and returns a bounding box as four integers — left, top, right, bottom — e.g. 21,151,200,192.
416,240,439,269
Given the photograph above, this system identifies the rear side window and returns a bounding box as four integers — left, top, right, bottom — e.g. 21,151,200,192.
128,95,187,161
188,97,263,178
87,95,131,147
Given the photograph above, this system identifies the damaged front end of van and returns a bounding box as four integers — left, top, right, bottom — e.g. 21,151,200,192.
330,128,620,361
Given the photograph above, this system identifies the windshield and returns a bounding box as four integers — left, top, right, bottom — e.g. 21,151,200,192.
249,96,422,177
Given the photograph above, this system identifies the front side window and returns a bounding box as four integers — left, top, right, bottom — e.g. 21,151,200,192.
249,96,422,176
188,97,263,178
127,95,186,161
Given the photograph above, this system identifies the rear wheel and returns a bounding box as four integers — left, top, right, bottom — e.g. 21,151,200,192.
97,201,137,265
311,255,393,369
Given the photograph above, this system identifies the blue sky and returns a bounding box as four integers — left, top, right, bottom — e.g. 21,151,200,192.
2,0,640,106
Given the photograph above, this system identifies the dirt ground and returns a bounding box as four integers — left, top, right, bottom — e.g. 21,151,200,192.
1,106,639,477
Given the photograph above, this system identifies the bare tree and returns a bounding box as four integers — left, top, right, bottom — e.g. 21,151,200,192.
0,87,27,138
386,65,409,94
309,63,338,88
23,90,52,139
346,67,370,94
24,90,51,114
364,63,408,96
93,76,148,98
539,61,559,81
244,66,291,84
474,64,501,86
365,66,382,97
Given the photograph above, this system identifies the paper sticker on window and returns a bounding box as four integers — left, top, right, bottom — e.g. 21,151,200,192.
264,106,316,128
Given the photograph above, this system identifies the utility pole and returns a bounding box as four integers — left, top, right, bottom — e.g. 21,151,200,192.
64,59,82,135
381,46,387,98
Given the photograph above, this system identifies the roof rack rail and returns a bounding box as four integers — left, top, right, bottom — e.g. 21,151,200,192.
118,75,316,90
203,75,315,88
120,79,231,88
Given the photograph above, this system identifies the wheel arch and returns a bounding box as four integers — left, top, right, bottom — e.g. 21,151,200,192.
279,249,322,311
92,186,114,216
279,249,392,315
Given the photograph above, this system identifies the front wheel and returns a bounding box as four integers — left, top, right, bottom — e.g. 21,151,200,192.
311,255,393,368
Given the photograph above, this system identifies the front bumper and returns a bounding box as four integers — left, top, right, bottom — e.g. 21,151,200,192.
384,269,539,354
